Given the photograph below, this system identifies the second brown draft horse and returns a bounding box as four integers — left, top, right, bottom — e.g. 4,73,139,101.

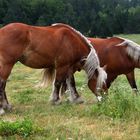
89,37,140,93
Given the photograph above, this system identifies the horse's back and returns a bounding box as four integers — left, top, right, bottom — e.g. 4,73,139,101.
88,37,125,56
88,37,124,48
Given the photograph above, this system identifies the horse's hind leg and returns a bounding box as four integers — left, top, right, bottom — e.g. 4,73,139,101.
66,74,84,104
60,80,67,96
49,79,62,105
126,71,138,95
49,67,66,105
0,79,11,113
0,64,14,114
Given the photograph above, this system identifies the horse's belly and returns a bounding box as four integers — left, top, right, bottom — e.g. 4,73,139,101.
19,52,53,68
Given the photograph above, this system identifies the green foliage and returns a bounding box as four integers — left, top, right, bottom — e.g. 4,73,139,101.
127,6,140,33
0,0,140,36
3,0,32,24
0,118,33,137
91,93,140,119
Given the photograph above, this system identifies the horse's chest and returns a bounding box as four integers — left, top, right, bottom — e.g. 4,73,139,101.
107,63,133,74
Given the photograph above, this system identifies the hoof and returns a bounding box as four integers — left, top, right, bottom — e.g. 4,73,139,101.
3,104,12,111
132,88,139,95
0,108,5,115
2,100,12,111
49,99,62,105
68,97,84,104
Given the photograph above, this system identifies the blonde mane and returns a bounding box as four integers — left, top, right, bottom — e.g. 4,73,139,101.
116,37,140,62
52,23,93,49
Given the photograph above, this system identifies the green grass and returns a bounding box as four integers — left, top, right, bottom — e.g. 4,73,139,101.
0,34,140,139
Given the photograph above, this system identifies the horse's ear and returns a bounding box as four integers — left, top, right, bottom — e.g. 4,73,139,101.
103,65,107,71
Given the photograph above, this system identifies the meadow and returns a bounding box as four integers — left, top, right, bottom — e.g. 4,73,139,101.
0,34,140,140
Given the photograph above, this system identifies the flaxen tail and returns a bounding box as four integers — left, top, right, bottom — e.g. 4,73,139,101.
35,68,55,88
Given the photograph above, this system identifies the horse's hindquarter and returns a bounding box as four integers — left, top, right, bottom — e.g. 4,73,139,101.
0,23,29,63
0,23,33,79
19,27,58,68
0,23,56,69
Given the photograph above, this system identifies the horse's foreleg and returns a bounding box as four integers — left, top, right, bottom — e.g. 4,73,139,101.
0,80,11,111
60,80,67,96
66,74,84,104
0,79,6,114
126,71,138,95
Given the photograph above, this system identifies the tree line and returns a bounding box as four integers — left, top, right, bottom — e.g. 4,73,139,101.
0,0,140,37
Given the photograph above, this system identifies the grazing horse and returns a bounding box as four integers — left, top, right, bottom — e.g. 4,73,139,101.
89,37,140,93
58,36,140,99
0,23,107,114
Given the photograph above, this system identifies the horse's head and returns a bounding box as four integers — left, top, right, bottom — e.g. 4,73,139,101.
87,66,107,101
82,48,107,101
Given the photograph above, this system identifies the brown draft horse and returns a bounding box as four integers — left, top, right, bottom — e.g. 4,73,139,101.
58,36,140,100
89,37,140,93
0,23,107,115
